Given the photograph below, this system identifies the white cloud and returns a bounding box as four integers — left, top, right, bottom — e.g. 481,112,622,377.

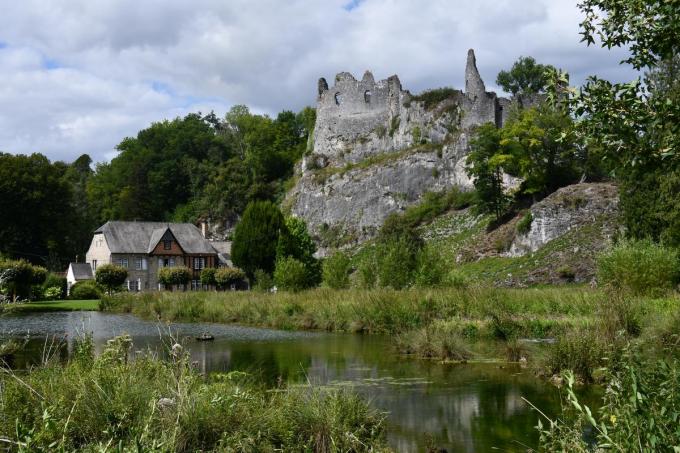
0,0,638,163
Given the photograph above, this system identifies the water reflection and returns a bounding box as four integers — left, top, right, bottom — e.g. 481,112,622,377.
2,311,577,452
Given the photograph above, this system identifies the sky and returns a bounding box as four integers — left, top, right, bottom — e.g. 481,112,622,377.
0,0,637,164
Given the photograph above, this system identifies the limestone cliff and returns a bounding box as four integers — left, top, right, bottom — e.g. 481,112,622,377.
289,49,514,250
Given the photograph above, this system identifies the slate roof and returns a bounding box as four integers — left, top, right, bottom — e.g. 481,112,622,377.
210,241,233,266
69,262,93,280
94,221,218,255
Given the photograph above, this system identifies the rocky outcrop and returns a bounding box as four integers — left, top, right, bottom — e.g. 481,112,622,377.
290,50,520,247
506,183,619,257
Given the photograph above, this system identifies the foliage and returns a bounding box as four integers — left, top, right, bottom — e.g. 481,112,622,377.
543,326,610,383
276,216,321,289
597,239,679,296
273,256,309,293
214,267,246,289
446,269,469,289
43,273,67,300
158,266,192,289
375,238,419,290
0,153,92,270
44,286,63,299
253,269,274,292
516,211,533,235
389,188,476,233
70,280,103,300
94,264,128,295
466,123,510,219
538,348,680,451
496,56,556,95
200,267,217,286
0,259,46,301
410,87,459,110
414,245,447,288
0,335,388,452
322,251,352,289
232,200,286,279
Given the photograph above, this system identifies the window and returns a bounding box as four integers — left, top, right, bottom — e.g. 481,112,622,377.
191,279,200,291
163,240,172,250
194,257,205,270
135,257,142,270
118,258,128,268
364,90,371,103
334,92,342,105
92,260,97,270
169,258,175,267
128,279,139,292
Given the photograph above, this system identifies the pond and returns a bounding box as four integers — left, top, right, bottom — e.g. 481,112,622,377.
1,311,585,452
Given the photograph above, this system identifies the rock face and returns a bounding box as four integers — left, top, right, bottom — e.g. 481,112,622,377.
506,183,619,257
290,50,521,249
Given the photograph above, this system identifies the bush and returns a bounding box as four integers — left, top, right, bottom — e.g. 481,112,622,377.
158,266,191,290
410,87,458,110
516,211,533,234
376,239,417,290
543,327,611,383
355,252,377,289
597,239,680,296
322,252,351,289
44,286,62,299
273,257,308,292
43,273,67,299
414,245,447,287
200,267,217,287
232,200,286,278
253,269,274,292
95,264,128,294
214,267,246,289
70,280,102,299
0,259,44,300
446,269,469,289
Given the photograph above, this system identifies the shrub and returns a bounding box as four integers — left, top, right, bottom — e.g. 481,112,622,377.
516,211,533,235
355,252,377,289
214,267,246,289
414,245,447,287
376,239,417,290
158,266,191,290
543,327,611,383
200,267,217,287
253,269,274,292
44,286,62,299
95,264,128,295
410,87,458,110
597,239,680,296
43,273,67,299
0,259,47,301
70,280,102,299
322,252,351,289
273,257,308,292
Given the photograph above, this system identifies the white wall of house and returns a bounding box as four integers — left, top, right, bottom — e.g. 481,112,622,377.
85,233,111,271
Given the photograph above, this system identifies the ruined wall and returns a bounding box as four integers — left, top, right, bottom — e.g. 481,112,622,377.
290,49,515,251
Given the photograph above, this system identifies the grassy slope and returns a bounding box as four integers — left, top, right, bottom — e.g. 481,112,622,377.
9,299,99,312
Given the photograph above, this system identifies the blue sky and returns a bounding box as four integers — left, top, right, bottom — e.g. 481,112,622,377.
0,0,637,164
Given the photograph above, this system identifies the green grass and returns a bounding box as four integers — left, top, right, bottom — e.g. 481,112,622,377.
0,335,388,452
9,299,100,312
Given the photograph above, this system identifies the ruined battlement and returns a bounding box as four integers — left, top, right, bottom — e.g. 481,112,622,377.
309,49,510,166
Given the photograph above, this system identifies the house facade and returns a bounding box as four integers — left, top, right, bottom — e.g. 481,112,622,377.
85,221,220,291
66,262,94,295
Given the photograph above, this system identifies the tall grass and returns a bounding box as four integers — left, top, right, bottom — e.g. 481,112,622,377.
101,286,601,335
0,335,388,452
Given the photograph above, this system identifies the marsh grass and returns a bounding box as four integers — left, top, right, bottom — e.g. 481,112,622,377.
102,287,601,335
0,335,388,452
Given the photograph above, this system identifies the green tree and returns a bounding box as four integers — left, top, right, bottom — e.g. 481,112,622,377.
572,0,680,243
0,259,42,302
158,266,191,291
273,256,308,292
466,123,510,219
0,153,76,269
232,201,286,279
95,264,128,295
496,56,556,96
276,216,321,289
322,252,351,289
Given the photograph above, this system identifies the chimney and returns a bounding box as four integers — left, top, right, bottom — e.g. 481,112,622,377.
201,221,207,239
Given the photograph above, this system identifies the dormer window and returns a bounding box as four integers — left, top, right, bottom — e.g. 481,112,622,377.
163,240,172,250
334,92,342,105
364,90,371,103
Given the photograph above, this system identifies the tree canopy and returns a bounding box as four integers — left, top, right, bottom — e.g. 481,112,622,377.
496,56,556,96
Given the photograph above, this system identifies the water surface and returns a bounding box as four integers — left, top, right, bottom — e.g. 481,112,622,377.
1,311,576,452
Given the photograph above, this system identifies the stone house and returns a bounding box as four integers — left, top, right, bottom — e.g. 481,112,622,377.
85,221,221,291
